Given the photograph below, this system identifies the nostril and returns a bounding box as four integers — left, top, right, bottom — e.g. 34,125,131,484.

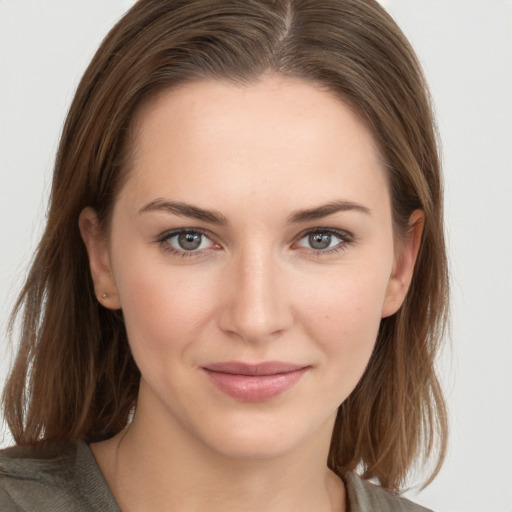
217,290,292,343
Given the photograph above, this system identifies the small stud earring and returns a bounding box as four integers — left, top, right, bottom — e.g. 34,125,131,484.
101,293,108,299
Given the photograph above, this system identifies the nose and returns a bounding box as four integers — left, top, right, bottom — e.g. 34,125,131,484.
217,248,293,344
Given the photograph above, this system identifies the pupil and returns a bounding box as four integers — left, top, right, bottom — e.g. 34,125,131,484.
178,232,201,250
309,232,331,250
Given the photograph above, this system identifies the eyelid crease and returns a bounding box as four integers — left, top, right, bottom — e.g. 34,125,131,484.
156,227,211,243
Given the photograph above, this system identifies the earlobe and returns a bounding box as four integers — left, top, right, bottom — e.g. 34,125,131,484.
78,207,121,309
381,210,424,318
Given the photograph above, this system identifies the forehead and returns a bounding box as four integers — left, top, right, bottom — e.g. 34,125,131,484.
120,75,388,216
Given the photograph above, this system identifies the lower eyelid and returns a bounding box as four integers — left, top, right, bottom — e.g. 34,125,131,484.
159,240,210,259
162,245,204,258
310,244,347,255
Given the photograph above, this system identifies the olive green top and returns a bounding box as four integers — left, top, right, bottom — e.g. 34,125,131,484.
0,441,432,511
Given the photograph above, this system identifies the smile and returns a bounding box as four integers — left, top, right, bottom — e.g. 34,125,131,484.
201,361,309,402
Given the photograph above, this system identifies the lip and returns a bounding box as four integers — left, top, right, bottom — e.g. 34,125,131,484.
201,361,309,402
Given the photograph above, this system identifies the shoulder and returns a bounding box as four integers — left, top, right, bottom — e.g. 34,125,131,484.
342,471,434,512
0,441,80,511
1,440,78,477
0,441,119,512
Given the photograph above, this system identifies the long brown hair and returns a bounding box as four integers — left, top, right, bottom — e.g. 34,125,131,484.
3,0,448,491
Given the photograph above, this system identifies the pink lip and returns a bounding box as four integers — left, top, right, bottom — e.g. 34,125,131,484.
202,361,309,402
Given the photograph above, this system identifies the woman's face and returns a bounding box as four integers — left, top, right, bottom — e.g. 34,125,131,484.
81,75,419,459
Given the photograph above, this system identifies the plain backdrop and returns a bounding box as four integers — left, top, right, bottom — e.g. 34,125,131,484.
1,1,511,511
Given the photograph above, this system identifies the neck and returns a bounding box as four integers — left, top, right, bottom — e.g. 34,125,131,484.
92,386,345,512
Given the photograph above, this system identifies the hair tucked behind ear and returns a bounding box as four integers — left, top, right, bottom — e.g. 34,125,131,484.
2,0,448,492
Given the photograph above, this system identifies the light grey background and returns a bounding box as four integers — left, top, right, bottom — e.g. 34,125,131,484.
1,1,511,511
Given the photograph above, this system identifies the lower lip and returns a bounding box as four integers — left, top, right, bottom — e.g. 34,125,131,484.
203,368,308,402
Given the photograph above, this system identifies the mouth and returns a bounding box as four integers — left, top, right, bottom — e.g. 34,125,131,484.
201,361,309,402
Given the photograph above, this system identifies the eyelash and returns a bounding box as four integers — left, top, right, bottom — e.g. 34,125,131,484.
157,228,215,258
294,228,353,256
156,227,354,258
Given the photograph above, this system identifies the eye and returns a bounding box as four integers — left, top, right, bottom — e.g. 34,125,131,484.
296,229,351,253
159,229,216,255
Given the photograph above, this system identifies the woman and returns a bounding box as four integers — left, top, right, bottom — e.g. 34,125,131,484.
0,1,448,511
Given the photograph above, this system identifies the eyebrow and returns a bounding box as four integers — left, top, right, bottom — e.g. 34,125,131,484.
139,199,228,225
139,198,370,225
287,200,371,223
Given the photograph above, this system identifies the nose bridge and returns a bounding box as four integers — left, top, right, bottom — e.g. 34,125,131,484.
219,243,291,342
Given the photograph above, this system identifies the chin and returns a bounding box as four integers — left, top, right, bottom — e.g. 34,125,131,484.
204,431,301,461
190,408,333,462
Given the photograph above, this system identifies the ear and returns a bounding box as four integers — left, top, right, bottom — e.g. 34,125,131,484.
78,207,121,310
381,210,424,318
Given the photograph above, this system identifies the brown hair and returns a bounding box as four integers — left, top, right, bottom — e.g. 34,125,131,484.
2,0,448,491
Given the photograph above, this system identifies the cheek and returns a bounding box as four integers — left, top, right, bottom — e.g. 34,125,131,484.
112,253,218,363
301,265,388,334
297,267,389,391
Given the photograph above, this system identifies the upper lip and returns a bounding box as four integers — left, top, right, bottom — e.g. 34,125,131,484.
202,361,308,376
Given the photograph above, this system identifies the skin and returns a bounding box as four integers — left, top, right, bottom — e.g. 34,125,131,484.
80,75,423,512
